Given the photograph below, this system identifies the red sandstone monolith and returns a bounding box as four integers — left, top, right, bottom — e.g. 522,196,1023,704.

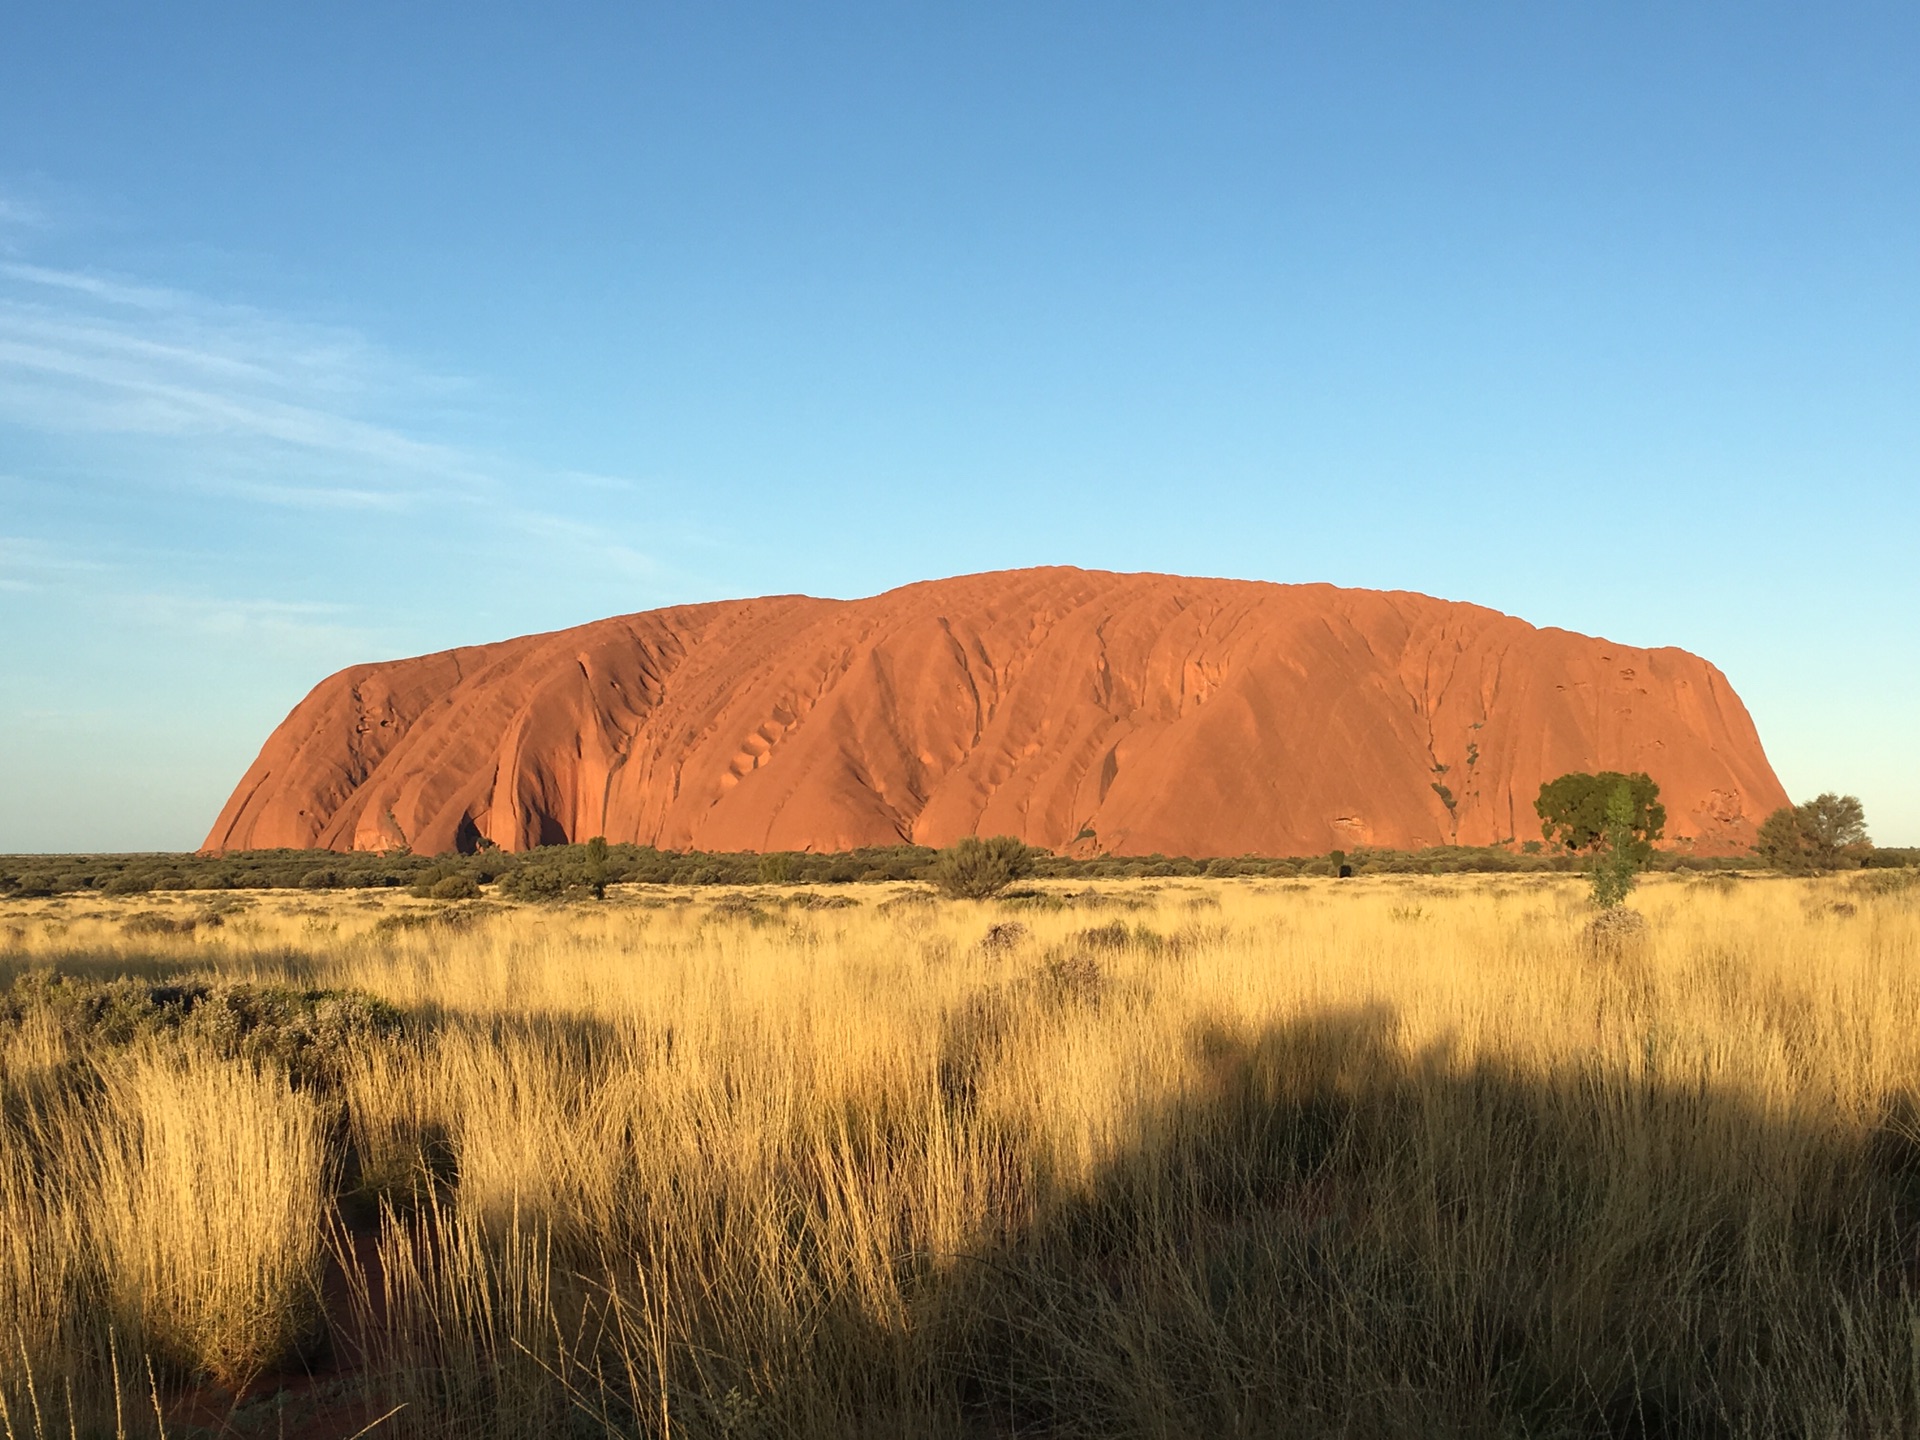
204,568,1788,857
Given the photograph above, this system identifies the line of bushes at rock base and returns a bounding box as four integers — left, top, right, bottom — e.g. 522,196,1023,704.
4,838,1915,900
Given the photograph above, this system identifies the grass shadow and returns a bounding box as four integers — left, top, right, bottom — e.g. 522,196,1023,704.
897,1005,1920,1438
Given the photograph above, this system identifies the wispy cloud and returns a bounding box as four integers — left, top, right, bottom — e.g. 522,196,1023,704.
0,219,721,664
0,198,44,231
0,247,683,589
3,262,187,310
503,507,663,581
0,533,110,592
0,190,50,248
129,590,371,648
0,260,480,504
0,530,377,651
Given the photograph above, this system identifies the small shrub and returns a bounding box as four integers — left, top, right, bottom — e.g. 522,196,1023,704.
1037,951,1107,1007
879,889,939,915
1074,920,1166,955
977,921,1029,954
1854,869,1920,896
122,911,199,937
372,908,488,936
995,889,1068,911
500,866,570,901
781,891,858,911
929,836,1036,900
709,894,771,925
429,874,481,901
1071,921,1134,953
1582,905,1649,959
938,986,1016,1111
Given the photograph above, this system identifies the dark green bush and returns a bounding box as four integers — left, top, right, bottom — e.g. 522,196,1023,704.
500,865,571,901
1862,848,1920,869
429,874,481,900
929,836,1036,900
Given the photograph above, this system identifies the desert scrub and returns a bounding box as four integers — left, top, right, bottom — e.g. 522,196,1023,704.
0,971,406,1086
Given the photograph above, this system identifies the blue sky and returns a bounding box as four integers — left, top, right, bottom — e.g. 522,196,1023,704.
2,2,1916,852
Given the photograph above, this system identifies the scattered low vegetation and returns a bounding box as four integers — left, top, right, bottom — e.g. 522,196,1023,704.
0,972,404,1082
13,822,1902,906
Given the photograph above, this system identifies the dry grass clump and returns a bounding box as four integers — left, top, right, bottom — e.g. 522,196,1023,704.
93,1056,332,1391
0,872,1918,1435
0,979,350,1428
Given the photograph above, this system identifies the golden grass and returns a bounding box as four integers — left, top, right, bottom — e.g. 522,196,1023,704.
93,1055,331,1391
1,870,1918,1436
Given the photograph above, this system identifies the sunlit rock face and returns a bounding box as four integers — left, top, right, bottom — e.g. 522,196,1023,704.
204,567,1788,858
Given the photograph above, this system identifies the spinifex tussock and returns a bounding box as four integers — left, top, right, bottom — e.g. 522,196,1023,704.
92,1054,332,1392
1581,903,1650,959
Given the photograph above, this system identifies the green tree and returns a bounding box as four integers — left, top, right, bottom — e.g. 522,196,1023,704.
1589,782,1649,908
928,835,1034,900
1535,771,1666,853
583,836,610,900
1756,794,1870,873
1755,808,1815,872
1801,793,1870,858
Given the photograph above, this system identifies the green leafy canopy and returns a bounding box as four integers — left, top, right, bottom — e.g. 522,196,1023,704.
1535,771,1666,853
